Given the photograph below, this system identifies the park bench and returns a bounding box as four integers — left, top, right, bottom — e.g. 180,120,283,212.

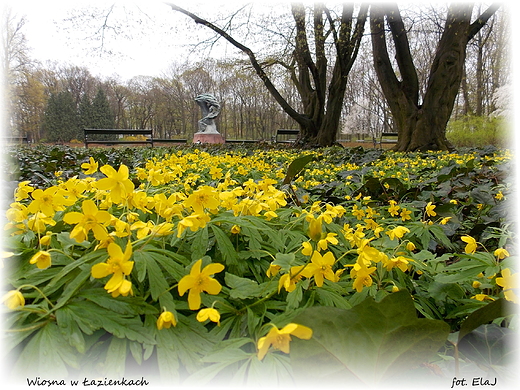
379,132,398,148
2,136,29,144
274,129,299,143
225,139,259,144
153,138,188,144
84,129,154,148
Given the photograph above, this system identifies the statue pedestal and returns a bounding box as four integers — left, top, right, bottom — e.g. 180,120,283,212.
193,132,225,144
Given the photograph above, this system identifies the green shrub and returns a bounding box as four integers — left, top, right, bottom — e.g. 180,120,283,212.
446,115,511,148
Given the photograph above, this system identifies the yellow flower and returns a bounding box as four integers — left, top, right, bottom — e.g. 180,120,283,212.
386,226,410,241
406,242,416,251
196,308,221,325
300,251,336,287
472,281,481,289
29,250,52,269
278,265,306,293
439,217,452,225
177,213,211,238
1,290,25,309
471,294,495,302
95,164,135,203
494,191,504,200
425,202,436,217
382,256,410,272
14,181,34,201
81,157,99,175
301,241,314,256
184,186,220,214
461,235,478,254
352,205,365,220
350,262,377,293
356,239,385,265
27,212,56,234
317,233,338,251
110,278,133,298
39,232,52,246
257,323,313,361
496,268,519,304
388,200,400,217
307,216,322,241
63,199,111,243
178,259,224,310
494,248,510,260
91,243,134,296
231,225,241,234
157,310,177,330
264,210,278,221
266,263,281,277
399,209,412,222
27,187,67,217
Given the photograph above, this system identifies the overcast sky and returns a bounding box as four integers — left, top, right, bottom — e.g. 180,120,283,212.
6,0,262,80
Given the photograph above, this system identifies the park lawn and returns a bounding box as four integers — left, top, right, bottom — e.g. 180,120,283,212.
1,144,517,387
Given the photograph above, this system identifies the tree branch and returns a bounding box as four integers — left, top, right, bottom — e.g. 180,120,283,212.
165,2,310,127
467,3,500,42
384,3,419,102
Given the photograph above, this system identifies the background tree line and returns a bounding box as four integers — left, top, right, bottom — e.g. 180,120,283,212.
3,4,510,145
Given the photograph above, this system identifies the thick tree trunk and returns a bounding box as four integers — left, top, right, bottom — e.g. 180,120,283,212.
371,3,500,152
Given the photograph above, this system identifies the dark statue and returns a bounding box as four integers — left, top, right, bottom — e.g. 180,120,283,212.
195,94,221,134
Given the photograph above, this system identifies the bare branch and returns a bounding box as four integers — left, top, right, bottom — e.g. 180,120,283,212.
467,3,500,42
165,2,310,127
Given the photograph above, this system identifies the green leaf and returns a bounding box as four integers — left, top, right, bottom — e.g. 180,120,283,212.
103,337,127,377
54,266,92,309
157,345,181,384
458,324,517,367
282,154,315,185
1,318,39,357
129,340,143,365
225,273,262,299
133,251,169,301
154,315,214,381
286,283,303,309
44,249,106,295
55,307,87,353
143,247,189,280
14,322,79,377
61,300,155,345
290,291,450,386
183,338,253,386
272,253,297,271
191,225,209,260
316,285,352,309
76,288,158,315
211,225,238,268
458,299,512,342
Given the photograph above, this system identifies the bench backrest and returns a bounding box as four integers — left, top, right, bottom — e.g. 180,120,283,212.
84,129,152,135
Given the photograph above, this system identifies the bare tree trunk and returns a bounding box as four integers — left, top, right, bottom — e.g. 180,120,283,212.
370,3,500,151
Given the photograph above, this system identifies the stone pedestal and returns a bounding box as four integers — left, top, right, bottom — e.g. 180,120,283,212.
193,132,225,144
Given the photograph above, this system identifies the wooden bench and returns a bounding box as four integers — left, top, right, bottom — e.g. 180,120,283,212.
274,129,300,143
225,139,259,144
379,132,398,148
3,136,29,144
153,138,188,144
84,129,154,148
